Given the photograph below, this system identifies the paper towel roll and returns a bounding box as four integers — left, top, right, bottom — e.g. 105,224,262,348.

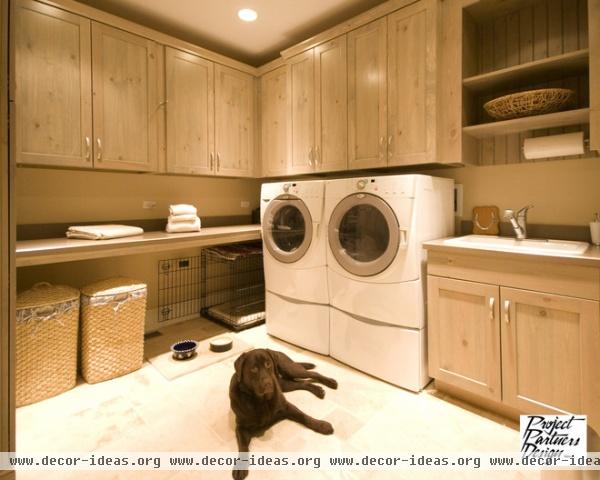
523,132,585,159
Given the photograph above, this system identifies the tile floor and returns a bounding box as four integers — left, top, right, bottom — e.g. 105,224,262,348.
16,318,543,480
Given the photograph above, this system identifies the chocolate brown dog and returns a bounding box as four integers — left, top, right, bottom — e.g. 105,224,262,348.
229,348,338,479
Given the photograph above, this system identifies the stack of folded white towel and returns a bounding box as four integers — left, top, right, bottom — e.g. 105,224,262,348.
166,204,201,233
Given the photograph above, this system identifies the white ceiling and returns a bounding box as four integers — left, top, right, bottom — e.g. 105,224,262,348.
77,0,388,66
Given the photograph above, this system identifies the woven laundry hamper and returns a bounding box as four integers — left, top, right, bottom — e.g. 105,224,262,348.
80,277,147,384
16,283,80,407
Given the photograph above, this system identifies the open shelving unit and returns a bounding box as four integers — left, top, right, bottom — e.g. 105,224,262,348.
454,0,596,165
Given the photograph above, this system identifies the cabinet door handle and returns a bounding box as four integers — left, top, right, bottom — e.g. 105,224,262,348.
315,146,320,166
488,297,495,320
210,152,214,171
503,300,511,323
216,152,220,172
308,147,314,167
85,136,91,161
96,138,103,161
388,135,393,158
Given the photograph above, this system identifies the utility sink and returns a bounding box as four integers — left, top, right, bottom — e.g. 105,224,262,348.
443,235,589,255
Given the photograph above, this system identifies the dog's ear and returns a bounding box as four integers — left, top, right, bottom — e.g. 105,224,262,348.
234,352,247,383
265,349,279,375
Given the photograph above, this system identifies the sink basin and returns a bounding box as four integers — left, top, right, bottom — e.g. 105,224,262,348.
443,235,589,255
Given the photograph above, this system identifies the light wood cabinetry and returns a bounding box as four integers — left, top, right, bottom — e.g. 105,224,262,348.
165,47,214,175
500,287,600,429
428,277,501,402
272,0,436,176
14,0,93,168
347,18,387,169
286,36,348,175
91,22,158,172
165,51,255,178
427,250,600,430
214,65,255,177
387,0,436,166
439,0,598,165
287,50,315,175
314,36,348,172
260,66,288,177
13,1,159,172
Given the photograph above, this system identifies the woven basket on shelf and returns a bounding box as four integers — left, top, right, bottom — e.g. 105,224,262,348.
80,277,147,384
16,283,80,406
483,88,574,120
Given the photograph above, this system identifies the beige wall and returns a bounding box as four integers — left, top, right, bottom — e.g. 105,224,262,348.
425,156,600,227
16,167,262,224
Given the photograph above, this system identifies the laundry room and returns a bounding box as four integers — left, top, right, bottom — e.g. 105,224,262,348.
1,0,600,479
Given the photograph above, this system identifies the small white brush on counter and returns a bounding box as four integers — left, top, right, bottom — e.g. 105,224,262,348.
591,213,600,246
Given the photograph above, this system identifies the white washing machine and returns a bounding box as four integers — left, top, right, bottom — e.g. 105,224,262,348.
261,180,329,354
325,174,454,391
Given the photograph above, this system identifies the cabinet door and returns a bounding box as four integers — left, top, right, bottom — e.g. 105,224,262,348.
348,18,387,169
214,64,254,177
428,276,501,401
260,66,288,177
287,50,315,174
501,288,600,430
387,0,436,166
91,22,158,172
165,47,214,175
14,0,93,168
314,36,347,172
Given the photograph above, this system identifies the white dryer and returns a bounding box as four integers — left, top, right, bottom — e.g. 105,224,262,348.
325,174,454,391
261,180,329,354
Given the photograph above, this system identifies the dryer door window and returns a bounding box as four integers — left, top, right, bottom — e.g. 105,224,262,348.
329,193,399,276
264,195,313,263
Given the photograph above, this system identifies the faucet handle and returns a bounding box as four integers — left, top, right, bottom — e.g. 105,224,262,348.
517,204,534,217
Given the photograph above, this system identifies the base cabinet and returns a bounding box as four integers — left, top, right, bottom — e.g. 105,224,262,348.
428,271,600,431
428,277,501,401
500,287,600,429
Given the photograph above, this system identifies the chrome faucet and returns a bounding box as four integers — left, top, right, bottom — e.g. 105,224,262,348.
504,205,534,240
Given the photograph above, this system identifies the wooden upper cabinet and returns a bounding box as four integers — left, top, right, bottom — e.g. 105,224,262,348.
214,64,255,177
500,287,600,430
387,0,436,166
428,276,502,402
314,36,347,172
260,66,288,177
14,0,93,168
165,47,214,175
91,22,158,172
287,50,315,175
348,18,387,170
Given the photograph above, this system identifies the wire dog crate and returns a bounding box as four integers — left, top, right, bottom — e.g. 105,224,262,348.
200,242,265,331
158,255,201,323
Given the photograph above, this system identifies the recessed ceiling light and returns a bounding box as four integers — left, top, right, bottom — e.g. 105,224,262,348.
238,8,258,22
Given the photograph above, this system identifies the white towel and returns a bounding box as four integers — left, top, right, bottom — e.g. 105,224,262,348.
167,214,198,224
169,204,197,216
66,224,144,240
165,217,201,233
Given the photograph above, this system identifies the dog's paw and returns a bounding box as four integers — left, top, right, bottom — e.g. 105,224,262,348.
233,468,249,480
325,378,338,390
315,420,334,435
312,385,325,399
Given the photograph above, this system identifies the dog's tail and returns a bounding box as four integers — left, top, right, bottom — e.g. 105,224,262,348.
299,362,316,370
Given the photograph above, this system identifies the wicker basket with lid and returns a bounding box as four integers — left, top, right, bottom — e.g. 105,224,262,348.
80,277,147,384
16,282,80,406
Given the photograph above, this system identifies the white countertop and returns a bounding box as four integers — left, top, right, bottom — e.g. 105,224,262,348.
16,225,262,267
423,236,600,268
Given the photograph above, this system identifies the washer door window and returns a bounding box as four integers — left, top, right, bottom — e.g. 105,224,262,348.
329,193,399,276
264,195,313,263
